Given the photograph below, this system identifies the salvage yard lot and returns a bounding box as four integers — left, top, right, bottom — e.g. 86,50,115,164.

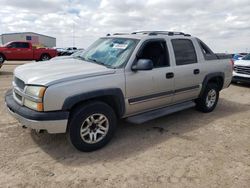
0,61,250,187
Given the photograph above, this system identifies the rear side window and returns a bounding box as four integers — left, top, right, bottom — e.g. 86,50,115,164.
172,39,197,65
18,42,29,48
198,39,217,60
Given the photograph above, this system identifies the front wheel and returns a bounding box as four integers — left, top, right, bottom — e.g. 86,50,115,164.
195,83,219,113
0,54,5,69
67,101,117,152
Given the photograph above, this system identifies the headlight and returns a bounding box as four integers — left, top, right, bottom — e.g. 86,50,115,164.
24,86,46,111
25,86,46,98
24,99,44,111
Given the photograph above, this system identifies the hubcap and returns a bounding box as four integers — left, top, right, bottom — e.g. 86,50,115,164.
0,56,3,63
42,56,49,61
206,89,217,108
80,113,109,144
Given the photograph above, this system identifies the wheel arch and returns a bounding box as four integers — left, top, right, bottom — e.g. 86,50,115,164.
0,53,6,61
199,72,224,98
62,88,125,118
40,53,51,60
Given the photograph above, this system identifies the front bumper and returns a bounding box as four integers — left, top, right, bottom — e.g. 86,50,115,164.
5,89,69,133
232,76,250,83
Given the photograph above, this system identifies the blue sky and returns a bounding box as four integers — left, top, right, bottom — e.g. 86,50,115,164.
1,0,250,53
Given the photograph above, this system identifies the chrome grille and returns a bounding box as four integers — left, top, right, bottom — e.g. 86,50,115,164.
13,77,26,104
15,92,22,101
14,77,25,90
234,65,250,75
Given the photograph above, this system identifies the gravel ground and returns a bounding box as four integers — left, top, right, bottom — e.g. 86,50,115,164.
0,61,250,188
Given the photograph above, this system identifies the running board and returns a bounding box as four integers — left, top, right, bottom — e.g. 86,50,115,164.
126,101,195,124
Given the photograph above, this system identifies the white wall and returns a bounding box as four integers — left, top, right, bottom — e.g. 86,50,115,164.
1,32,56,47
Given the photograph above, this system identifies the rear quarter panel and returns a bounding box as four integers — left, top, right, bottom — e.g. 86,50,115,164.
33,48,57,60
192,39,232,88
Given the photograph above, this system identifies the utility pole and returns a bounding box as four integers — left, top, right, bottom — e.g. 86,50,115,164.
73,22,75,47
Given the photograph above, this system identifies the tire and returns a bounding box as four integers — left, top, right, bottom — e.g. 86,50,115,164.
0,54,5,69
67,101,117,152
40,54,51,61
195,83,219,113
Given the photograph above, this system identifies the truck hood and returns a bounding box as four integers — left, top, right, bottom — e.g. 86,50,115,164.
234,59,250,66
0,46,7,50
14,58,116,86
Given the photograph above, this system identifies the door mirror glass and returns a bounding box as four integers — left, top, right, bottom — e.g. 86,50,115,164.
132,59,154,71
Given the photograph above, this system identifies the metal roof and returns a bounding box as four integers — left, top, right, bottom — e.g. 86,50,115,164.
0,32,56,39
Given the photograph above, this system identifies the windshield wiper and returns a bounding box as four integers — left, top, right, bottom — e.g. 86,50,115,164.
87,58,115,69
74,56,86,61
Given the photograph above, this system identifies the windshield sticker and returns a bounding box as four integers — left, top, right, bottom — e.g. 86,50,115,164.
112,43,128,49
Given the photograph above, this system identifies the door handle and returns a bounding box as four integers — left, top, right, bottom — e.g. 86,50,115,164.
166,72,174,79
193,69,200,75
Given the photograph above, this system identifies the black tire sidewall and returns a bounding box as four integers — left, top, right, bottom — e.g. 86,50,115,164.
0,54,5,65
196,83,219,113
41,54,50,61
68,102,117,152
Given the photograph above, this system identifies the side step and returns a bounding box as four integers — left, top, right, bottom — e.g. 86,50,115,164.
126,101,195,124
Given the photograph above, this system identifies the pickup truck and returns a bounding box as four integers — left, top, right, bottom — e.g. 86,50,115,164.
5,31,232,152
232,53,250,83
0,41,57,69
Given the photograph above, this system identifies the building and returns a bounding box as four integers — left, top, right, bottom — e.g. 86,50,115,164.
0,32,56,47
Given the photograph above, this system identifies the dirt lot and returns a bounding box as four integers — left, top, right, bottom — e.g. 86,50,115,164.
0,61,249,188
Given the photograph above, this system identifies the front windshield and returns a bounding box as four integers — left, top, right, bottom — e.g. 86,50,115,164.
78,38,138,68
242,53,250,60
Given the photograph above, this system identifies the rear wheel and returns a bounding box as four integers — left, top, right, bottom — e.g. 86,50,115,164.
40,54,51,61
195,83,219,113
67,101,117,152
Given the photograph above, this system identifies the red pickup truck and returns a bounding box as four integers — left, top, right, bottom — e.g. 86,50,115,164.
0,41,57,69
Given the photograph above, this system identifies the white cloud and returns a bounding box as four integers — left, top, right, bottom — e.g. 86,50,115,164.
0,0,250,53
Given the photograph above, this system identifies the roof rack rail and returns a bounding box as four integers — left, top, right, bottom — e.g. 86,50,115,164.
131,31,191,37
113,33,130,35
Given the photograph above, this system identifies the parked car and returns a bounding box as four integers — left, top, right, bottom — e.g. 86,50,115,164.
232,53,250,83
0,41,57,68
50,50,85,61
5,31,232,152
55,47,79,56
232,53,247,61
54,48,67,56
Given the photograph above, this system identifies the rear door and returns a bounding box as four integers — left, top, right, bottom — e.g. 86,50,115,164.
17,42,33,60
171,38,204,103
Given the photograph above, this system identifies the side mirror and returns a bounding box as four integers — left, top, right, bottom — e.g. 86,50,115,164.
132,59,153,71
6,45,12,48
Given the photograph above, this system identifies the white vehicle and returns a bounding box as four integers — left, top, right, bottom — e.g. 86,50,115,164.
50,50,85,61
233,53,250,83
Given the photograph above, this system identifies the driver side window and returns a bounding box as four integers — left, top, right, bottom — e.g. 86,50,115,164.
8,42,18,48
138,40,169,68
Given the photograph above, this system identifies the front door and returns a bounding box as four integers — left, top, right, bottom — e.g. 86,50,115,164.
5,42,21,60
125,39,175,116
